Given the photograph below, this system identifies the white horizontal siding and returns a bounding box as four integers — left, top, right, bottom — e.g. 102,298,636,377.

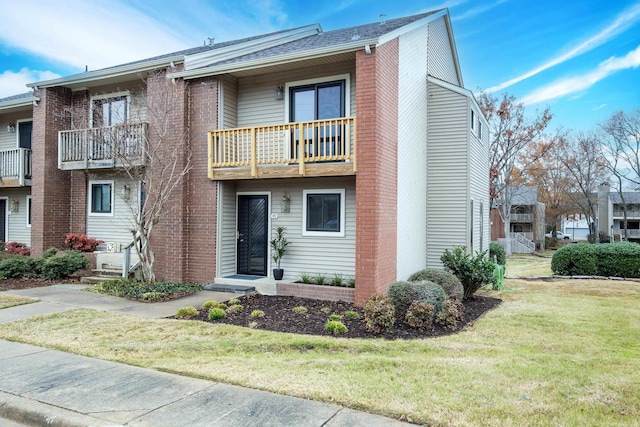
219,181,237,277
397,23,428,281
470,108,490,253
236,61,356,128
86,175,140,246
427,81,469,267
2,190,31,245
427,16,459,85
0,112,29,151
221,75,238,129
219,177,356,281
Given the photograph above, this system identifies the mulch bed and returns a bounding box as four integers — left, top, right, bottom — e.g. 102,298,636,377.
0,277,81,292
187,293,502,340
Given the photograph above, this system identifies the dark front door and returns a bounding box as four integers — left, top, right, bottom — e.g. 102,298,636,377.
237,195,268,276
0,200,6,243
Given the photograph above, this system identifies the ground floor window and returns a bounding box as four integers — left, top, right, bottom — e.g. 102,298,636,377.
89,181,113,215
302,189,345,237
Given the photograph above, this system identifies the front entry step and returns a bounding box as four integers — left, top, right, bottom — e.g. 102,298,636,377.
204,283,256,294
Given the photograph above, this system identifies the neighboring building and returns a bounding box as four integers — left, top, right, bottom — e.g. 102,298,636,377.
596,183,640,242
491,186,545,251
3,9,489,305
0,93,37,246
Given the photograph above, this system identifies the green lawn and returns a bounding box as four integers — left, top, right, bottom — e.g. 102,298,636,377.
506,252,553,277
0,279,638,426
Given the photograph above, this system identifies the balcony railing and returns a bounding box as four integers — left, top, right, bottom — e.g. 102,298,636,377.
0,148,32,187
617,229,640,237
208,117,356,180
511,213,533,223
614,210,640,218
58,123,148,170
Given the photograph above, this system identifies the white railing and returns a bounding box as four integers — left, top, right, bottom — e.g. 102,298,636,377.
499,232,535,254
58,122,147,169
511,213,533,222
0,148,32,186
614,210,640,218
208,117,356,178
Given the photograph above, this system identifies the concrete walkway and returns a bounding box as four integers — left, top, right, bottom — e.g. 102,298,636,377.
0,286,409,426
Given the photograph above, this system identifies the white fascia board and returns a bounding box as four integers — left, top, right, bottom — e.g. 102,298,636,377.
443,12,464,87
185,24,321,70
0,95,39,110
427,76,488,127
26,55,185,89
378,9,447,45
172,38,378,80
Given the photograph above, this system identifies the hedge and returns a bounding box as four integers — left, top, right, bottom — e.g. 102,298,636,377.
551,242,640,278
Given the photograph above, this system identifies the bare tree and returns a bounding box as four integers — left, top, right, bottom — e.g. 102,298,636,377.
556,132,608,242
119,71,192,282
477,92,553,254
600,109,640,187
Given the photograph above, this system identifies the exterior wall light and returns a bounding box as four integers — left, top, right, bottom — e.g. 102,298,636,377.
10,199,19,213
122,184,131,202
274,83,284,101
7,122,16,133
281,192,290,213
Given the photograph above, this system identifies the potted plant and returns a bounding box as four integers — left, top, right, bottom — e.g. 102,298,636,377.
270,226,290,280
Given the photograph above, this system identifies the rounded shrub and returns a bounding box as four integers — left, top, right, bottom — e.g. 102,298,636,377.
364,294,395,333
40,250,90,280
325,320,348,335
489,242,506,266
388,280,446,319
176,306,199,319
435,296,464,330
208,307,227,320
226,304,243,313
405,301,434,330
250,309,265,318
551,244,597,276
408,269,464,299
0,256,40,278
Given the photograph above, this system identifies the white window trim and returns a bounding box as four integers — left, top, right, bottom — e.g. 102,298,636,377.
302,189,346,237
89,91,130,128
284,73,351,123
15,118,33,149
88,180,115,217
26,196,32,228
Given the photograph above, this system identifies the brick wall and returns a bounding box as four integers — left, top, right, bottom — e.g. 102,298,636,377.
277,283,355,303
354,40,399,306
146,69,189,282
185,77,219,283
31,87,72,254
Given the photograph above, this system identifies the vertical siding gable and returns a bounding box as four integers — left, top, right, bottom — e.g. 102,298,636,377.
427,17,459,85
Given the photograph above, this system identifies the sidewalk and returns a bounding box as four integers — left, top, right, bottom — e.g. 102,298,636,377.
0,286,409,426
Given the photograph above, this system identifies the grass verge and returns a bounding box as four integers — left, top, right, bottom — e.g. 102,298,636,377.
0,294,38,309
0,279,638,426
506,253,553,277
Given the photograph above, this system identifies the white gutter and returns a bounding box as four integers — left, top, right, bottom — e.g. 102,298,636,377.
171,38,378,80
26,55,185,89
0,95,39,111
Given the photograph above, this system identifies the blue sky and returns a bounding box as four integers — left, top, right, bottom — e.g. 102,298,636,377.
1,0,639,132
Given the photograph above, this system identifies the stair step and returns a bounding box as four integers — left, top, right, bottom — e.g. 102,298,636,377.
81,276,110,285
204,283,256,294
92,269,122,277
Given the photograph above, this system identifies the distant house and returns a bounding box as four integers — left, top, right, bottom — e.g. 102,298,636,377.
595,183,640,242
0,9,489,305
491,186,545,252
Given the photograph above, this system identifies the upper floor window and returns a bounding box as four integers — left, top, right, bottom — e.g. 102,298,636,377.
290,80,345,122
91,92,129,128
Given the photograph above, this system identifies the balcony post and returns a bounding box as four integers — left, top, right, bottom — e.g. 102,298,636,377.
18,149,24,186
207,131,214,179
298,122,305,176
251,127,257,177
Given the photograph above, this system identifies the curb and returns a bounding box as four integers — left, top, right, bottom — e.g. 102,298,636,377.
0,391,116,427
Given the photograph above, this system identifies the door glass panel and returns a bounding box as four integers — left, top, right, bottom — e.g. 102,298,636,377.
317,85,342,119
292,89,314,122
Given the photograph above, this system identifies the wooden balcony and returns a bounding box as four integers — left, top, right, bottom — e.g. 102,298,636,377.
58,123,148,171
511,213,533,223
208,117,356,180
0,148,32,187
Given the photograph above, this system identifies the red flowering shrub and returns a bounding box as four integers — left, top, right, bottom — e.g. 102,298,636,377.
64,234,104,252
4,242,31,256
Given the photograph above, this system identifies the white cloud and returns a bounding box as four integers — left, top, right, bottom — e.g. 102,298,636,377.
0,69,61,98
486,2,640,93
520,44,640,105
1,1,192,72
452,0,508,21
593,104,608,111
